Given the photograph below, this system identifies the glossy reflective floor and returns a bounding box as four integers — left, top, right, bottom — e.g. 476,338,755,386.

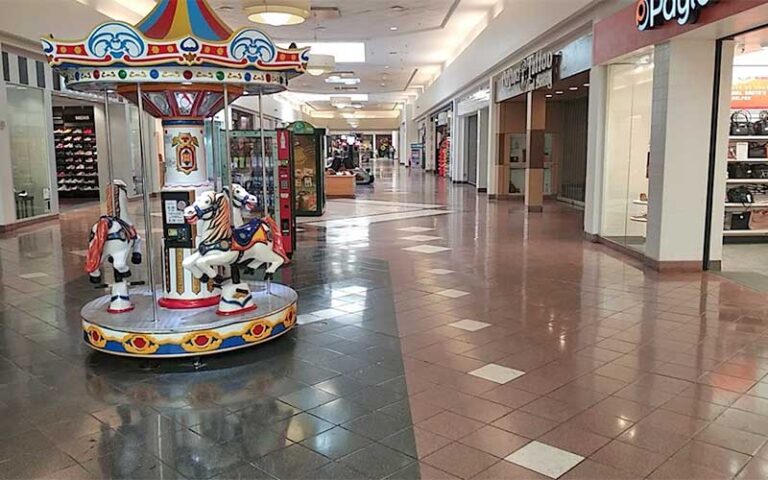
3,162,768,479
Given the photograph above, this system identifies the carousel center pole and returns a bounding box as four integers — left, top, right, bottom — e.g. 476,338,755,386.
135,83,159,322
258,90,271,294
103,91,115,185
223,85,235,226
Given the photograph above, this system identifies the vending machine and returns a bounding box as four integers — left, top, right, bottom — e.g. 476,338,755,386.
224,129,296,256
288,121,327,217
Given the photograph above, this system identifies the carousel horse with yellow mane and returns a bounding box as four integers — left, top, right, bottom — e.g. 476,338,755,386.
182,190,288,315
84,180,142,313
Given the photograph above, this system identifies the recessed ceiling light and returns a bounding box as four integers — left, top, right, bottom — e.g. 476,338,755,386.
583,82,590,87
384,65,390,69
555,91,564,95
569,86,578,91
390,26,398,31
246,0,310,26
380,83,387,87
545,94,553,98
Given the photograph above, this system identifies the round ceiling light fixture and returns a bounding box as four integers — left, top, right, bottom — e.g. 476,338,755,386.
306,54,335,76
245,0,310,26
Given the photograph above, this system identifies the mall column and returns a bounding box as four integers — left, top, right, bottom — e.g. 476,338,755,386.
525,90,546,212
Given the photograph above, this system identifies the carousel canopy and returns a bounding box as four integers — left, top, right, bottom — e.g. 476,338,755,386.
41,0,309,96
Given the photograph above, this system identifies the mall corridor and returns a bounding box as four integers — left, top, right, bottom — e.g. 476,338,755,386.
0,163,765,479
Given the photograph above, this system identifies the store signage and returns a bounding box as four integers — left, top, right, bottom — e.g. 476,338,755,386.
497,50,559,102
74,115,91,121
635,0,716,31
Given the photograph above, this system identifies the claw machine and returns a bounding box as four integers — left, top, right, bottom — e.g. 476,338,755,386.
288,121,327,216
222,128,297,255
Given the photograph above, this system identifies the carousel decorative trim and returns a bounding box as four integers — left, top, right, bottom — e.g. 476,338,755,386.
82,302,297,357
42,22,308,73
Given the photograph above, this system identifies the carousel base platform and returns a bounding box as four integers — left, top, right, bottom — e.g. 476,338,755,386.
81,282,297,358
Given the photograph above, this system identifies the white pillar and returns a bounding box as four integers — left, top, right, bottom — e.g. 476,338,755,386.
488,78,501,195
584,65,608,236
0,80,14,225
392,129,399,161
478,107,489,191
646,39,716,267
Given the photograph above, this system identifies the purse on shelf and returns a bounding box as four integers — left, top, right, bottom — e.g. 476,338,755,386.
752,164,768,179
750,209,768,230
749,142,768,158
755,111,768,135
731,212,752,230
729,163,752,178
727,186,754,204
731,110,754,136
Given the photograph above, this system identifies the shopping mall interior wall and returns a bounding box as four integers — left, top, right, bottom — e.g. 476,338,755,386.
414,0,597,116
647,39,717,263
0,1,111,49
233,95,303,125
478,107,490,190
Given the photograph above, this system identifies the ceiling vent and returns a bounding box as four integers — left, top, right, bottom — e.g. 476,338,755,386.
311,6,341,21
334,86,359,91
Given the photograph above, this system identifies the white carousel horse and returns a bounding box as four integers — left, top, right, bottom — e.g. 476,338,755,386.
224,183,258,227
85,180,142,313
182,190,288,315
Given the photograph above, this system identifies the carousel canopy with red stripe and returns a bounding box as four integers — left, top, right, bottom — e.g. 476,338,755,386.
40,0,309,95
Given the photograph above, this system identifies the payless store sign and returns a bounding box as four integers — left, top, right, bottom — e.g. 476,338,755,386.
635,0,716,31
496,50,560,103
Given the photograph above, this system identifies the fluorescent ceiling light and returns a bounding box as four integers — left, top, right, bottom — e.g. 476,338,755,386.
326,76,361,85
245,0,310,26
286,93,369,102
281,42,366,63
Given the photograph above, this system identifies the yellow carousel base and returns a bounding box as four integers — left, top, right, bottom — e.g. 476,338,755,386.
81,282,297,358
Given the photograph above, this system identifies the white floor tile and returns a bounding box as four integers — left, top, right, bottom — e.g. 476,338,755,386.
339,286,368,294
469,363,525,384
308,308,346,320
427,268,454,275
337,303,366,314
19,273,48,279
297,314,322,325
504,441,584,479
403,245,451,254
448,319,491,332
399,235,442,242
397,227,436,232
435,289,470,298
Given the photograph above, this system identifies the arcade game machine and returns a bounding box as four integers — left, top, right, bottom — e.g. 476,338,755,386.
288,121,327,217
225,128,297,256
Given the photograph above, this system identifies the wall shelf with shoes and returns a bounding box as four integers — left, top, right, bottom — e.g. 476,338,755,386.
53,106,99,198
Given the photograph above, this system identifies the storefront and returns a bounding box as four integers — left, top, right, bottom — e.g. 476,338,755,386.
586,0,768,277
422,104,453,175
0,44,159,228
490,34,592,210
455,87,490,189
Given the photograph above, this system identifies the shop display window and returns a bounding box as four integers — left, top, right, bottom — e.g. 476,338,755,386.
8,85,52,220
600,52,654,253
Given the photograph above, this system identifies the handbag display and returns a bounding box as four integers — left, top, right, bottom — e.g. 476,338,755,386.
750,209,768,230
727,186,754,204
731,212,752,230
728,163,752,179
748,142,768,158
731,111,754,136
755,111,768,135
752,164,768,179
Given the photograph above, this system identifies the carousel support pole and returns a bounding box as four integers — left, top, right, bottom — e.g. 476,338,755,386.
223,86,235,226
103,91,115,185
258,90,271,295
135,83,159,322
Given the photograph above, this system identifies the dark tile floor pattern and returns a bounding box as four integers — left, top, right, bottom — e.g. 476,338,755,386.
2,162,768,479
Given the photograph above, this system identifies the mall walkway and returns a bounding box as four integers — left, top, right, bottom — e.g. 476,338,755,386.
1,163,768,479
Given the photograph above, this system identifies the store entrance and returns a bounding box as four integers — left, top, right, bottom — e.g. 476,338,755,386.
717,27,768,289
52,96,100,211
466,114,478,185
496,71,590,202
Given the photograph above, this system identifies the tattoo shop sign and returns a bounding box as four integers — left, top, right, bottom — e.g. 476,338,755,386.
495,50,560,103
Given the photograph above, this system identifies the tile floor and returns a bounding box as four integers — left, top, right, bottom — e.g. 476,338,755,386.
2,161,768,478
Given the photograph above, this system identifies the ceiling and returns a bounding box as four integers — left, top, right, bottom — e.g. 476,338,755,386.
59,0,501,123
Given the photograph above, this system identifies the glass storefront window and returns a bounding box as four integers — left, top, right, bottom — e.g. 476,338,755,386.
7,85,52,220
601,52,654,253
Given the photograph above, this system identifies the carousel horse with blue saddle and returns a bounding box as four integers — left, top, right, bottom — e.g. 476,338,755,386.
182,189,288,315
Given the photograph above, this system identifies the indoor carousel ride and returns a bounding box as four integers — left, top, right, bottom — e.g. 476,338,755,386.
43,0,306,357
